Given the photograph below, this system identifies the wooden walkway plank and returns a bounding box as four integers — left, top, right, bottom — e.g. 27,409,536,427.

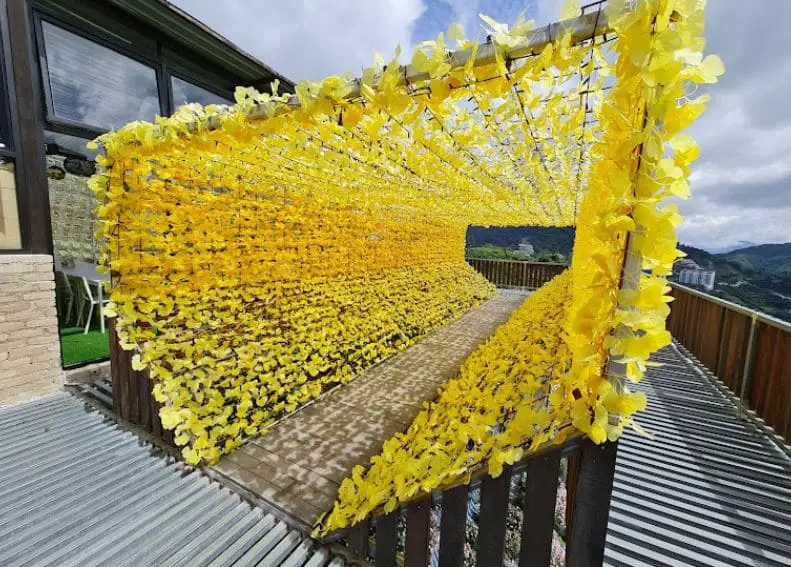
212,291,528,527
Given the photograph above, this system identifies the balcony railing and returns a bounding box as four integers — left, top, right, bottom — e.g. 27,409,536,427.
465,258,567,290
465,260,791,445
667,283,791,445
339,435,617,567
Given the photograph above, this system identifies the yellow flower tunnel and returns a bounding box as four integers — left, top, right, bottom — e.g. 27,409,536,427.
89,0,721,533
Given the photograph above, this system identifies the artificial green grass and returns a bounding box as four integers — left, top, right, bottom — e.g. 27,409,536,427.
60,326,110,366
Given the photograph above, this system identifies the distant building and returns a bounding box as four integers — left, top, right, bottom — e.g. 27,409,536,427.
674,258,701,272
516,238,534,256
679,268,716,291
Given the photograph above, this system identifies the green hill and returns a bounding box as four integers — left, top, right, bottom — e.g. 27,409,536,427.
677,243,791,322
466,226,575,257
720,243,791,279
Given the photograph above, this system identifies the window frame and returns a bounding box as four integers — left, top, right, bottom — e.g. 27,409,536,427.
31,4,241,140
32,10,164,140
0,0,26,253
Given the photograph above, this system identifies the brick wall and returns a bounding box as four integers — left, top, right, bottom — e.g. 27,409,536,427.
0,255,62,404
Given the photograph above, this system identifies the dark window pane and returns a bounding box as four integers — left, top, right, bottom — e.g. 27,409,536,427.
45,131,98,160
0,28,10,150
41,22,160,131
172,76,231,107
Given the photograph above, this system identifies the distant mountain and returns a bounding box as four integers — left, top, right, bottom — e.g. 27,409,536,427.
705,240,759,254
720,243,791,279
466,226,575,257
678,242,791,321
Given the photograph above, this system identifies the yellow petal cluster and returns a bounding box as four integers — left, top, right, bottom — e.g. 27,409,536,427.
567,0,723,427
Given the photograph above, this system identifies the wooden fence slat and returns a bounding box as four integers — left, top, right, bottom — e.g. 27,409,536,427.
438,483,468,567
138,367,151,430
519,450,561,567
348,518,370,560
476,465,513,567
375,512,398,567
465,258,567,290
564,452,580,543
119,340,131,421
762,329,786,430
405,496,431,567
109,318,122,415
566,443,618,567
753,326,777,416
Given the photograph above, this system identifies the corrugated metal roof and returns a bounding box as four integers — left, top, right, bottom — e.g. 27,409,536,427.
605,344,791,567
0,393,344,567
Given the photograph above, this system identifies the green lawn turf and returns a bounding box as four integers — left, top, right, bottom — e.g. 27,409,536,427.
59,326,110,366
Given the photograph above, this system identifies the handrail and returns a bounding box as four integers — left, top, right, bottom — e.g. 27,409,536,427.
670,282,791,332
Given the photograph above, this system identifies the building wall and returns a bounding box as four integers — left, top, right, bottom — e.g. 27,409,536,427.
0,162,22,249
0,255,62,405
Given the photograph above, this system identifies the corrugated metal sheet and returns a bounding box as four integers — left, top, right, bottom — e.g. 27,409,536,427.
0,393,344,567
605,344,791,567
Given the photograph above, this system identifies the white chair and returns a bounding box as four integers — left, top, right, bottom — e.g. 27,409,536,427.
76,277,109,334
54,271,74,324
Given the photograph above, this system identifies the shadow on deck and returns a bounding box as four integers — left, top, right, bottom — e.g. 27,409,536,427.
211,290,529,529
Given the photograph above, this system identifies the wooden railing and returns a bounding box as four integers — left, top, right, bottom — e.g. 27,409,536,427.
667,283,791,444
466,258,567,289
339,436,618,567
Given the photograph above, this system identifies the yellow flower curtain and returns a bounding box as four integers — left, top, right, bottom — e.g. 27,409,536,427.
90,0,721,519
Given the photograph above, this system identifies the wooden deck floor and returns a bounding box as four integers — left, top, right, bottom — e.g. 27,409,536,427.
605,343,791,566
212,290,528,529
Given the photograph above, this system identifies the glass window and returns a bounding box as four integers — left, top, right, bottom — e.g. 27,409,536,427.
40,21,160,131
0,159,21,249
45,132,110,366
45,131,99,160
172,76,232,107
45,131,98,264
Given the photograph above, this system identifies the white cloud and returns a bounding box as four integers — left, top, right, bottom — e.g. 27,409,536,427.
172,0,424,82
677,0,791,249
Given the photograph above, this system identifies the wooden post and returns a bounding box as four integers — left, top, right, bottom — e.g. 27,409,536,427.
566,442,618,567
519,450,561,567
606,233,642,394
347,518,370,560
405,496,431,567
375,512,398,567
738,315,759,405
476,465,513,566
438,484,469,567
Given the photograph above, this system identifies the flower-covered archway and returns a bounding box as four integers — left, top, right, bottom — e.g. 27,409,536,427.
90,0,721,532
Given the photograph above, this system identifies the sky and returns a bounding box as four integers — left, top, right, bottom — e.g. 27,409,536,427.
172,0,790,252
